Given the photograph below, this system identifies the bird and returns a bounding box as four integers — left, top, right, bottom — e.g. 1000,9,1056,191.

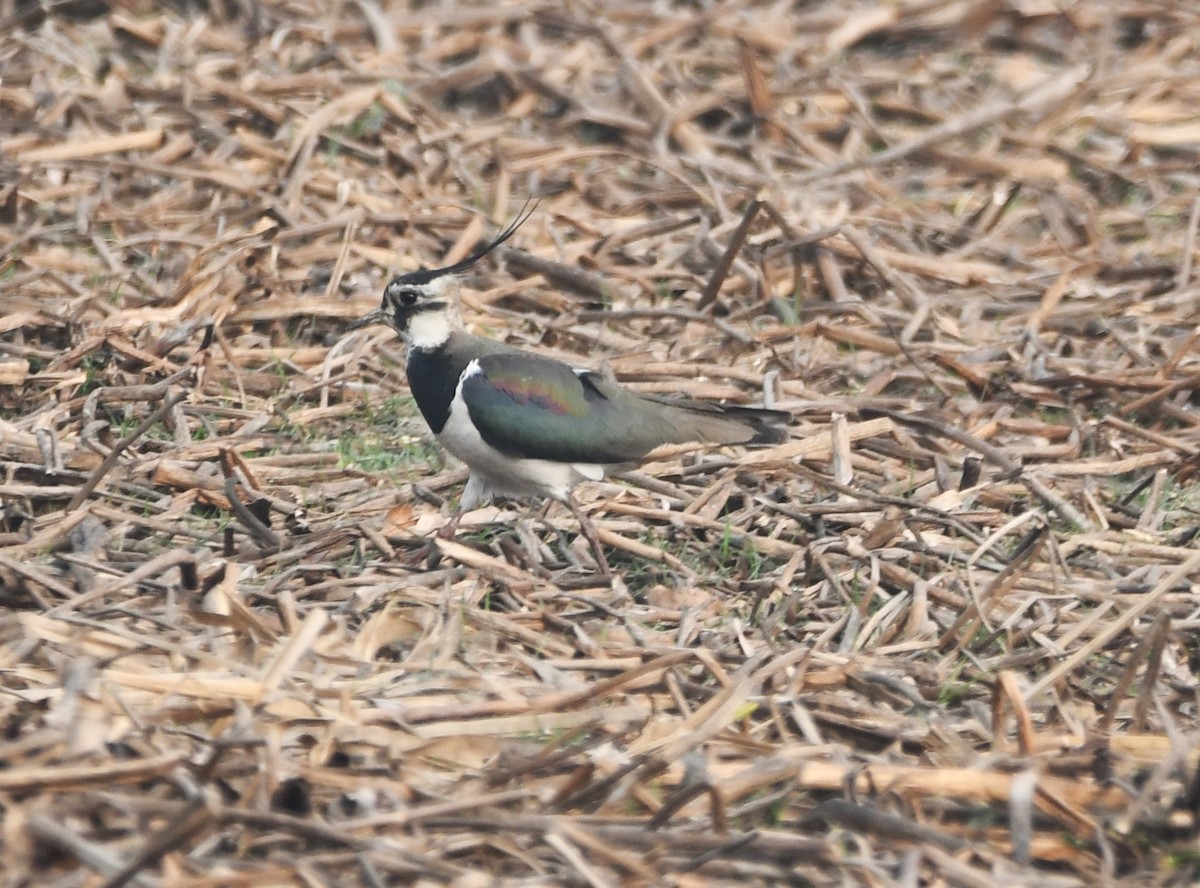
356,206,789,576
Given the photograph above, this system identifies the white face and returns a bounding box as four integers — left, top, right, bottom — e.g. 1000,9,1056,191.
405,303,456,349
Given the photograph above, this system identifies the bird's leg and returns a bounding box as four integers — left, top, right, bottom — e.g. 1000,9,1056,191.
436,505,465,541
404,503,464,569
409,476,485,569
564,496,611,578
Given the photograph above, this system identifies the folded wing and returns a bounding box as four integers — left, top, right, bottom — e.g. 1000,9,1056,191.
461,353,787,465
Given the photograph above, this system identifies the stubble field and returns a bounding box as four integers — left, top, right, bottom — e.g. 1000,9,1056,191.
2,1,1200,885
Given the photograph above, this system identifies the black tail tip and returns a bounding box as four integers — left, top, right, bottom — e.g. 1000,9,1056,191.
749,420,789,446
731,406,789,445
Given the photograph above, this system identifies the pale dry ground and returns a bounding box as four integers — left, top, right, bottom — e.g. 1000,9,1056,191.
2,1,1200,885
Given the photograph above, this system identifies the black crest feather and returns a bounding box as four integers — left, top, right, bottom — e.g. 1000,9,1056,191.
398,198,538,284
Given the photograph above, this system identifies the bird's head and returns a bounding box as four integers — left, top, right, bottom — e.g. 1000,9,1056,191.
369,267,464,349
356,201,536,349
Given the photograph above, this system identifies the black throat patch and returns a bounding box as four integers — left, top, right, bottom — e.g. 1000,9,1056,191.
406,345,473,434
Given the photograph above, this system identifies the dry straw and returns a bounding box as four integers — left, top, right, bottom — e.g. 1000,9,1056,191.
2,1,1199,885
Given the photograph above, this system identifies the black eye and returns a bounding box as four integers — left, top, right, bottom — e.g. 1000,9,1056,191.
398,289,419,307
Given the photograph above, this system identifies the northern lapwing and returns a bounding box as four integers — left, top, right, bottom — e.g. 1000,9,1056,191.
356,207,789,575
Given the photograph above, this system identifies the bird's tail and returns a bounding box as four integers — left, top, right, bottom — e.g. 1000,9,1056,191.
648,397,790,446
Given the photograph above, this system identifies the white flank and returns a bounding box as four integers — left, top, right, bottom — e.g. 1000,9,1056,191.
438,361,607,508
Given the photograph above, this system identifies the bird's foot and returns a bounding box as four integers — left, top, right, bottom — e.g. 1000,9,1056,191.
397,541,438,570
400,517,461,570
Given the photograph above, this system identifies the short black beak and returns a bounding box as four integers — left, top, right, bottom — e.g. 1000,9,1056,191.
351,308,388,331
